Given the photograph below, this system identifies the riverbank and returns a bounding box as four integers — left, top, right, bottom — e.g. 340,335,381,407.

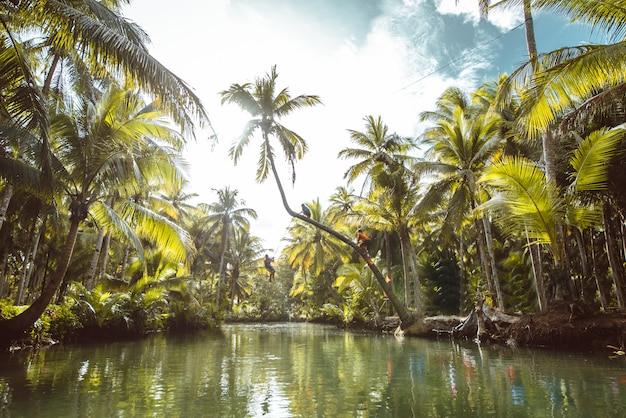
396,303,626,355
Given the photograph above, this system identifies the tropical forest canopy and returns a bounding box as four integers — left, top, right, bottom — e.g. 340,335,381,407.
1,0,625,344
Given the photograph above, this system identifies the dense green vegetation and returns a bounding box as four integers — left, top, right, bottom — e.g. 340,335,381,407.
1,0,626,347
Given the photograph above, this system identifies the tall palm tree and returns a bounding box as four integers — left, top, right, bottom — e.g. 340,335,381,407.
227,228,263,311
0,0,212,234
338,115,418,196
416,88,506,309
357,168,423,311
1,85,192,340
6,0,209,132
221,67,416,327
202,186,257,307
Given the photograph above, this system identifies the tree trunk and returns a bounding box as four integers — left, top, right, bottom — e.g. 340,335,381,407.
602,204,626,309
100,232,111,280
458,233,465,316
216,219,229,308
0,216,81,342
483,215,504,310
15,218,37,305
0,183,14,233
399,233,411,308
85,227,106,290
408,240,422,313
572,227,592,304
526,231,547,311
474,218,496,306
265,140,416,328
522,0,537,61
590,232,611,311
118,242,131,281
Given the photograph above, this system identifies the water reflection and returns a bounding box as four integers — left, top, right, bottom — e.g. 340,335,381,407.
1,323,625,417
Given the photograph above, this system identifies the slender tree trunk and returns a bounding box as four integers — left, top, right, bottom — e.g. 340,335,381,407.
526,231,547,311
216,220,229,308
408,241,422,313
0,246,9,298
458,233,465,316
602,204,626,309
474,218,496,305
118,243,130,281
399,234,411,308
264,139,416,327
522,0,537,61
590,232,610,311
482,215,504,310
0,216,82,342
572,227,592,303
15,218,39,305
0,183,14,232
100,232,111,280
85,227,106,290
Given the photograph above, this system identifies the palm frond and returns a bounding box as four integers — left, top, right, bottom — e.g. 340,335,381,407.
569,126,625,192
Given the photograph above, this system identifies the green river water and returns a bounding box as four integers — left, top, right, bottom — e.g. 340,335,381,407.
1,322,625,417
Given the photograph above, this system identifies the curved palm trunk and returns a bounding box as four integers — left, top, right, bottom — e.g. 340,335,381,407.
265,141,415,328
0,215,81,342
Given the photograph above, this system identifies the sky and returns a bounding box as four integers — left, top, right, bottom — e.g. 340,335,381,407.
122,0,600,253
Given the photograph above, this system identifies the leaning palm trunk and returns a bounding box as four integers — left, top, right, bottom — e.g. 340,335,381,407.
265,141,416,328
0,214,82,342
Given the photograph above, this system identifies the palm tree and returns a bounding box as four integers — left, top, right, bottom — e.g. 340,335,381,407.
479,123,626,307
357,168,423,311
227,228,263,311
0,0,212,233
337,115,417,196
202,186,257,307
1,85,192,341
416,87,506,309
221,67,417,328
282,199,348,280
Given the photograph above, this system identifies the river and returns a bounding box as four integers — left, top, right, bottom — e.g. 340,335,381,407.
1,322,625,417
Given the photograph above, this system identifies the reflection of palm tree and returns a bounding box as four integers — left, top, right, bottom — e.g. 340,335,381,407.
221,67,416,327
203,186,257,307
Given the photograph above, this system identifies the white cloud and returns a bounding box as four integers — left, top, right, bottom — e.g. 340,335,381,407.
435,0,523,31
